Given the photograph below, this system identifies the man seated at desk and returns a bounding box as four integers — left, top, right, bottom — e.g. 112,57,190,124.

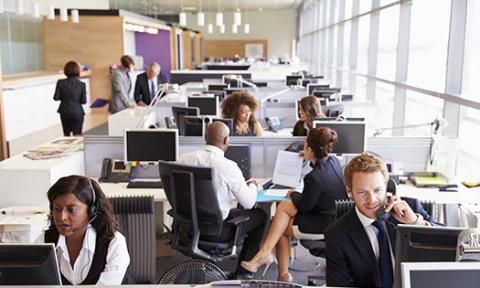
177,121,268,278
325,152,434,288
134,62,168,106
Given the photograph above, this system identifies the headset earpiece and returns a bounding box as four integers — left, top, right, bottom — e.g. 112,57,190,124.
87,178,97,220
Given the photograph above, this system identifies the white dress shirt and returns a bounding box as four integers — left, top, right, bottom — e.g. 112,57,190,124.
56,225,130,285
177,145,257,219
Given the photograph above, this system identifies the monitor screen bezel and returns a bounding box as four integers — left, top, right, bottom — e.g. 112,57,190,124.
187,96,219,116
401,262,480,288
183,116,205,137
306,83,330,96
124,128,179,164
313,120,367,155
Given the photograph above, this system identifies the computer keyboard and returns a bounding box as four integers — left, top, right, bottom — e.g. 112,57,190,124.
127,181,163,189
262,179,290,190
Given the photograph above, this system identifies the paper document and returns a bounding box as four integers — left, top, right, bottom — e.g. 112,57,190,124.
264,189,289,197
272,150,303,188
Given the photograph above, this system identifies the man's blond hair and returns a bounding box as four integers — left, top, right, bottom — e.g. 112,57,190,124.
344,152,389,189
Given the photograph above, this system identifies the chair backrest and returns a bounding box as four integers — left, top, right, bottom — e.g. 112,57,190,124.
158,160,224,256
110,196,155,284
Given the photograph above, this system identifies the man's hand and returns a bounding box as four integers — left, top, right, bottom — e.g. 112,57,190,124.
385,199,417,224
246,178,258,187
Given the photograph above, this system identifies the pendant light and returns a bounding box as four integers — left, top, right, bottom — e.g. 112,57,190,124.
60,7,68,22
47,5,55,20
71,9,79,23
179,0,186,26
244,0,250,34
31,2,40,18
215,0,223,26
197,0,204,26
232,24,238,34
16,0,24,15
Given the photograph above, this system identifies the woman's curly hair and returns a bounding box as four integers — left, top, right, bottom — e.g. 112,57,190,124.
47,175,118,244
221,91,258,126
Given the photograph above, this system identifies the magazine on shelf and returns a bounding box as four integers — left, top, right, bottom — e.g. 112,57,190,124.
23,137,83,160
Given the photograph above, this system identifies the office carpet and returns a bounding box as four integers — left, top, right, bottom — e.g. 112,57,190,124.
155,244,326,286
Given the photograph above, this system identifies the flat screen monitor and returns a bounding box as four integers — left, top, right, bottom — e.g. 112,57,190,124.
321,104,344,117
202,90,226,102
225,144,251,180
0,243,61,285
313,120,366,155
286,75,302,86
401,262,480,288
188,96,219,116
307,83,331,95
209,118,234,136
225,88,248,96
394,225,465,288
172,106,200,136
125,128,178,163
184,116,205,137
208,84,228,91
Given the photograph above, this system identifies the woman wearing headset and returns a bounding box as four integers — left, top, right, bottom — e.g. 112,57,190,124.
45,175,130,285
293,96,326,136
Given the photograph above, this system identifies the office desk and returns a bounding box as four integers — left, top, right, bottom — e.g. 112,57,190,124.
0,149,84,208
397,182,480,204
0,206,48,243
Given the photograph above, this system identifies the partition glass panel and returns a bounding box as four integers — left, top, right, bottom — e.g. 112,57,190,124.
457,108,480,178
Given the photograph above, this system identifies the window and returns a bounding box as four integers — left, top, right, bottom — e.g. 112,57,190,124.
407,0,451,92
357,15,370,74
377,5,399,80
461,0,480,102
457,108,480,178
404,91,444,136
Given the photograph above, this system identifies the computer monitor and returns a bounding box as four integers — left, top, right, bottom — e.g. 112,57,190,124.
202,90,226,101
401,262,480,288
209,118,234,136
394,225,465,288
286,75,302,86
125,128,178,163
183,116,205,137
188,96,219,116
0,243,61,285
225,88,248,96
208,84,228,91
321,103,344,117
307,83,330,95
313,120,366,155
225,144,251,180
172,106,200,136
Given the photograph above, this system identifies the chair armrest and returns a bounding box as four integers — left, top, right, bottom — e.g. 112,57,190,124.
226,215,250,226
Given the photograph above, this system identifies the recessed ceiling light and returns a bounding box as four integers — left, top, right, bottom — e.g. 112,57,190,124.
184,6,197,11
258,8,263,12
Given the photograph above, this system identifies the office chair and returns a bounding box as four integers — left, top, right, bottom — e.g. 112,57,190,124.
109,196,156,284
157,160,250,284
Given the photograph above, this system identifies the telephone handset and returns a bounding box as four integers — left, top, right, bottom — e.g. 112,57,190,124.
99,158,131,183
375,178,398,221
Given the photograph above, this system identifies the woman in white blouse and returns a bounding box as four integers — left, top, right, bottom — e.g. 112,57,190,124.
45,175,130,285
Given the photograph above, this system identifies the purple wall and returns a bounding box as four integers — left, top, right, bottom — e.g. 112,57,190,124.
134,29,172,78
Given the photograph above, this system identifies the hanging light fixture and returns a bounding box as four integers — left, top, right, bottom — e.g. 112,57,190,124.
31,1,40,18
244,0,250,34
232,24,238,34
47,5,55,20
60,7,68,22
0,0,4,14
179,0,187,26
71,9,79,23
207,23,213,34
219,24,225,34
233,0,241,26
197,0,204,26
16,0,24,15
215,0,223,26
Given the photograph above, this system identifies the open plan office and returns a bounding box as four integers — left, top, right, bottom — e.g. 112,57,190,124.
1,0,480,287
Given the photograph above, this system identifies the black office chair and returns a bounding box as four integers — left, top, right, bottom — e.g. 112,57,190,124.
157,160,250,284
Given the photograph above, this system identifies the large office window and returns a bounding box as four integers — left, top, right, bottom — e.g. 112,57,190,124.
357,16,370,75
407,0,451,92
377,5,399,80
404,91,444,136
457,108,480,178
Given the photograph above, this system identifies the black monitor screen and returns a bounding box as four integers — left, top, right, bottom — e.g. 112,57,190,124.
184,116,204,136
209,118,234,136
0,243,61,285
172,106,199,136
225,88,247,96
286,75,302,86
314,120,366,154
394,225,464,288
125,129,178,162
208,84,228,91
307,84,330,95
188,96,218,116
225,145,251,180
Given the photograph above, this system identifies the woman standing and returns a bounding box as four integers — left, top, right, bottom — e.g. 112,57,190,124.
292,96,326,136
45,175,130,285
221,91,263,136
53,61,87,136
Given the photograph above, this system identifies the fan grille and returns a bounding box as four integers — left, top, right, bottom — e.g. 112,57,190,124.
159,260,227,284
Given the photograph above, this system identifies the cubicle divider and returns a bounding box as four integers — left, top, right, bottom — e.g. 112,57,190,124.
84,134,433,179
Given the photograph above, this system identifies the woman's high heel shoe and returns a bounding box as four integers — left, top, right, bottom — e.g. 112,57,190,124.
240,253,275,276
278,272,293,282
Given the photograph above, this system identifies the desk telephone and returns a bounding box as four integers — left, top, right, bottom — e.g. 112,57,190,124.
99,158,131,183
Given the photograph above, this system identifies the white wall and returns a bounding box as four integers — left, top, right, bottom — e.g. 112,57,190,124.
1,0,109,14
185,10,296,58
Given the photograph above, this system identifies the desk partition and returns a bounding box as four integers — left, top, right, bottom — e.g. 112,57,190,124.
84,135,433,179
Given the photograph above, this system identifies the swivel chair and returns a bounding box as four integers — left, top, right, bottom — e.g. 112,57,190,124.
158,160,250,284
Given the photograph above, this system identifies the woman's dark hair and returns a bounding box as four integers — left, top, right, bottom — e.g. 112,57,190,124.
47,175,118,243
64,61,80,77
221,91,258,126
120,55,135,69
307,127,338,160
300,95,325,121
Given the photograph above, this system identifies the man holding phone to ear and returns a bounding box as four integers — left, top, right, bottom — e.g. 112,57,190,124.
325,152,434,288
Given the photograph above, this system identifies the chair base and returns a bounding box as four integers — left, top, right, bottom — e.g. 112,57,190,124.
307,275,326,286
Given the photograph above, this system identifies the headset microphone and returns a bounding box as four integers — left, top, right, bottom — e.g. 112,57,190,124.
72,178,98,233
71,214,97,233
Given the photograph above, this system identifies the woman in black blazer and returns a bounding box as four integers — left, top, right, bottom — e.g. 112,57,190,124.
292,96,326,136
241,127,347,282
54,61,87,136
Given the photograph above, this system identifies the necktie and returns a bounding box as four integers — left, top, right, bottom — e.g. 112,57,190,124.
150,80,155,100
372,220,394,288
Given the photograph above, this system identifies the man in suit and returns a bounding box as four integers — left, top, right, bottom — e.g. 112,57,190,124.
325,152,434,288
109,55,136,114
134,62,169,106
